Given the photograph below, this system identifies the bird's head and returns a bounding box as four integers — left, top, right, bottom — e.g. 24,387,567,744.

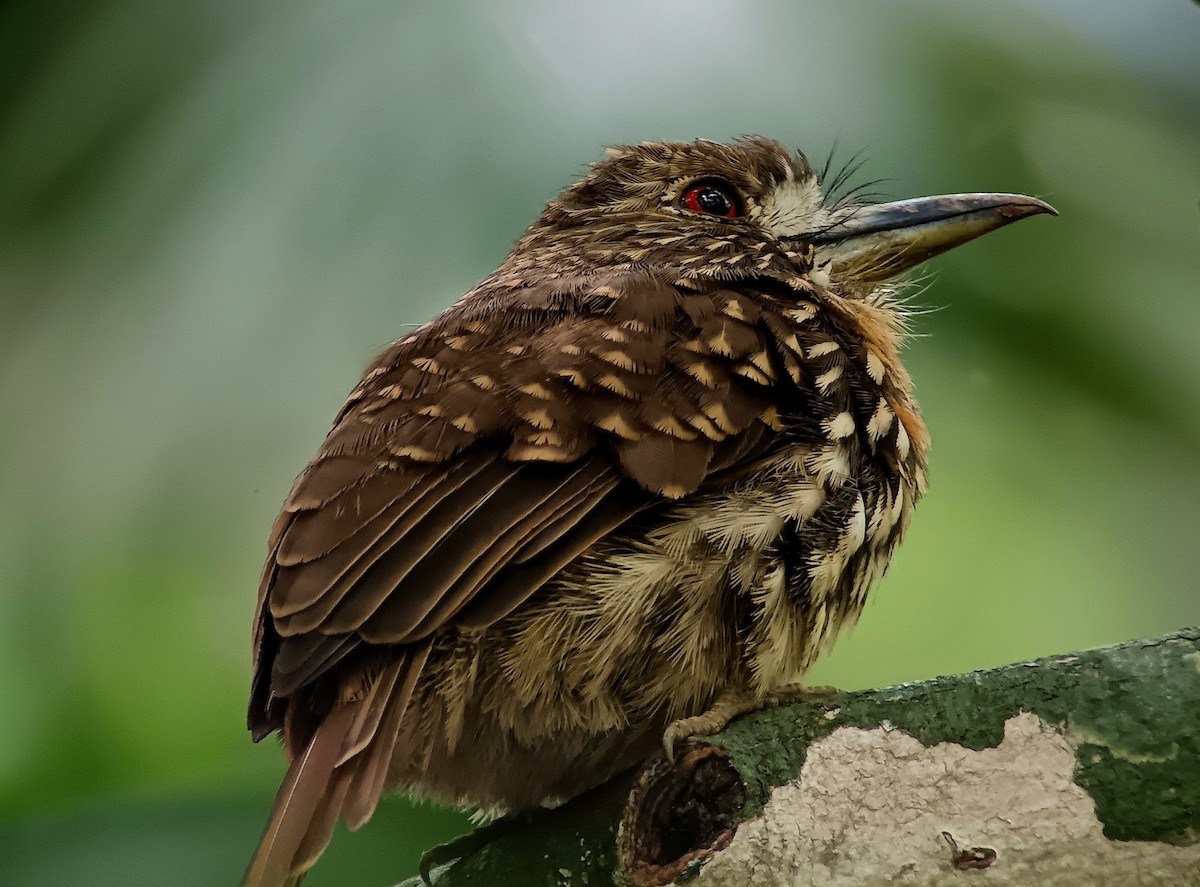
504,137,1053,298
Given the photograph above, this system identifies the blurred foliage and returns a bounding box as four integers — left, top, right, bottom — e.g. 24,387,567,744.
1,1,1197,884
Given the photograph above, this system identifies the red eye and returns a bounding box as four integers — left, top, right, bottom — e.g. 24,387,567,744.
682,180,741,218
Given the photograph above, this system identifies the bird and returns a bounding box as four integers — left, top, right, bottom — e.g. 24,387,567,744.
241,136,1053,886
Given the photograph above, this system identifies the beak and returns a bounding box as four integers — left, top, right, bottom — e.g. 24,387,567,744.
806,193,1056,282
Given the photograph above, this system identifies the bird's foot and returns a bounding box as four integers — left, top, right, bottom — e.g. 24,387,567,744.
661,684,842,759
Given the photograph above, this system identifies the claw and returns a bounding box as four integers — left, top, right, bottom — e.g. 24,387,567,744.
661,685,844,765
661,723,684,760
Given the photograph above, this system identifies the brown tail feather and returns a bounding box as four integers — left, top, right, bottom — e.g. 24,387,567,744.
337,657,405,766
344,642,430,830
242,703,358,887
243,645,431,886
290,763,354,876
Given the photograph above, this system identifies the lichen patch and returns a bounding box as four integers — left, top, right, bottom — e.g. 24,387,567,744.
691,712,1200,885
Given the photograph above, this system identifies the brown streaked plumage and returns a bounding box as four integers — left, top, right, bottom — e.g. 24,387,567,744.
242,137,1053,886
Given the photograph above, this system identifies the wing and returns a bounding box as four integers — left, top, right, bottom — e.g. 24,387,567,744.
242,270,790,886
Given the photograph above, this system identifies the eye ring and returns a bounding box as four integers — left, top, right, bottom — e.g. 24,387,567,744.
681,179,742,218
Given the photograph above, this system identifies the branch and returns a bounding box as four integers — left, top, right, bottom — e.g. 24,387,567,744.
398,629,1200,886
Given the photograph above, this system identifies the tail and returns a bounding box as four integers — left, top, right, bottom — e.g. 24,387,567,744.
241,648,427,887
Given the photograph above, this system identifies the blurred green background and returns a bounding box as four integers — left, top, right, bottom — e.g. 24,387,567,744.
1,1,1198,884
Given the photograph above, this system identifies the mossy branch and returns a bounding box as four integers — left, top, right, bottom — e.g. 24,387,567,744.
398,629,1200,886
